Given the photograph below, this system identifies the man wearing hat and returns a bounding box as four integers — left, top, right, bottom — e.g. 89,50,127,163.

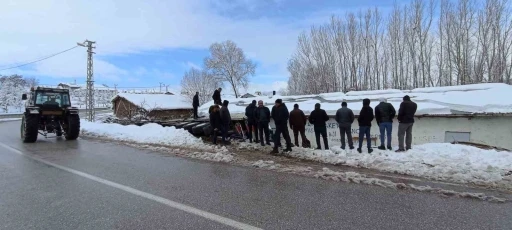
270,99,292,154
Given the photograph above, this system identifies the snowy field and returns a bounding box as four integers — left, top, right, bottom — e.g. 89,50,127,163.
198,83,512,116
80,120,512,189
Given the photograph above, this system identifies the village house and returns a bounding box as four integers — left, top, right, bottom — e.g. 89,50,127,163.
112,93,193,120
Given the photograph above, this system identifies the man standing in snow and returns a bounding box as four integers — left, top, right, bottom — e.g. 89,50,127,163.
193,92,200,119
219,100,231,145
245,100,258,143
357,98,374,153
396,95,417,152
289,104,308,147
212,88,222,105
270,99,292,154
375,97,396,150
308,103,330,150
209,105,221,145
254,100,271,146
335,101,355,150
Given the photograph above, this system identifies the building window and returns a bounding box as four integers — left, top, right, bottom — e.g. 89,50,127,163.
444,131,470,143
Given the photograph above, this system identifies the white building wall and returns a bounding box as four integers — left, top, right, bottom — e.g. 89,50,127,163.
269,116,512,150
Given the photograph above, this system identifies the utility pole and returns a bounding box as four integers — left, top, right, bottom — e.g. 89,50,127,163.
159,82,164,93
77,40,96,122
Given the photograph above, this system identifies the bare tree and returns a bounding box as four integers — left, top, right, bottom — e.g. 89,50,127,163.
180,67,221,105
287,0,512,95
204,40,256,98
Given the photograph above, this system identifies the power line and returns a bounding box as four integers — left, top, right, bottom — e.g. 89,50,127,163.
0,45,79,71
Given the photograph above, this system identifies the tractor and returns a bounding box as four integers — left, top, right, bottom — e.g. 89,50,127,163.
20,87,80,143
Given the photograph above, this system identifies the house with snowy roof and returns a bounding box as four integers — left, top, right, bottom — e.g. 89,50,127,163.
112,93,193,120
198,83,512,150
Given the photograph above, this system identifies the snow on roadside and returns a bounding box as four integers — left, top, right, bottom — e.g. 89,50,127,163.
80,120,216,151
0,118,21,122
239,142,512,189
252,161,507,203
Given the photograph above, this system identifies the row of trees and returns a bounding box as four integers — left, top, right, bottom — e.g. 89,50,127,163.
0,75,38,113
180,40,256,105
287,0,512,95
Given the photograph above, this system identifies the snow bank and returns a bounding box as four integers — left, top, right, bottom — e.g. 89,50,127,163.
113,93,192,110
0,118,21,122
346,89,403,96
245,142,512,188
410,83,508,93
80,120,211,150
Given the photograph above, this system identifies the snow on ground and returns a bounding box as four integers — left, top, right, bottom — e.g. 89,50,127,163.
252,161,507,202
0,118,21,122
198,83,512,117
81,120,209,149
113,93,192,110
345,89,403,96
239,142,512,189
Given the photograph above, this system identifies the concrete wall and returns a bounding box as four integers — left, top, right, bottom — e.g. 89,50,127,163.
268,116,512,150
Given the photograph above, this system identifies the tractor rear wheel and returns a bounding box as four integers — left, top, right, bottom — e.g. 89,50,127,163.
21,114,39,143
64,115,80,140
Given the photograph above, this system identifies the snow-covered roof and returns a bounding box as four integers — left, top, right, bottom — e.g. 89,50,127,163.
112,93,192,110
198,83,512,117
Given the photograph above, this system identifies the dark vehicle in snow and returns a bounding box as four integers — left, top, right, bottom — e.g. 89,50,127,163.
20,87,80,143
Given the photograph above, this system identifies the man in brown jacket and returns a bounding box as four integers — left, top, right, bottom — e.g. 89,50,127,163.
289,104,309,147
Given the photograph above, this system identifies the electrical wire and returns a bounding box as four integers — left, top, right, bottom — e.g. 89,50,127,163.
0,45,80,71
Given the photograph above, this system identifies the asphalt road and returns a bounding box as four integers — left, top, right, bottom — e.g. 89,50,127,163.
0,120,511,230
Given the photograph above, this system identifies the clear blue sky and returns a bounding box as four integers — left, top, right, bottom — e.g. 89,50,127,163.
0,0,408,94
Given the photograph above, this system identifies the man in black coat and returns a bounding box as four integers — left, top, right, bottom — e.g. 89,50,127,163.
308,103,330,150
245,100,258,143
375,97,396,150
335,101,355,150
254,100,271,146
396,95,417,152
270,99,292,154
192,92,200,119
212,88,222,105
209,105,221,145
357,98,374,153
219,100,231,145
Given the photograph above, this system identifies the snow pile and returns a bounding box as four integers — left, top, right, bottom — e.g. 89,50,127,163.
113,93,192,110
198,83,512,117
244,142,512,188
252,160,281,169
80,120,211,150
345,89,403,96
315,168,506,202
188,148,234,163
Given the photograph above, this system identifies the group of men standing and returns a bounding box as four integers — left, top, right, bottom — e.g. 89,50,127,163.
204,88,418,154
244,95,417,154
332,95,418,153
